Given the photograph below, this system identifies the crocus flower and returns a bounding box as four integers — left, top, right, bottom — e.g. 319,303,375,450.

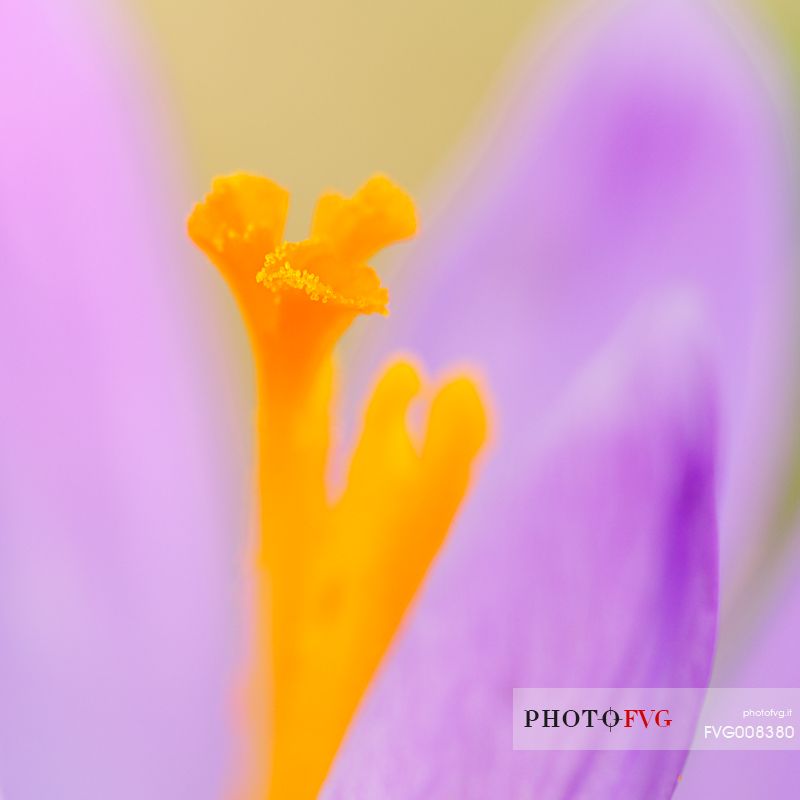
1,1,240,797
3,2,792,800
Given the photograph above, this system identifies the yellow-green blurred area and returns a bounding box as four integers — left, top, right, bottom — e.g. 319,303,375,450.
125,0,800,230
128,0,545,237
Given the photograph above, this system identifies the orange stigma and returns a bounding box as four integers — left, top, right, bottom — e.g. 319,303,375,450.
189,173,487,799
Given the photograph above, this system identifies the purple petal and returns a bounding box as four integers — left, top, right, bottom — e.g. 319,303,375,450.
678,533,800,797
348,0,794,589
0,2,244,797
324,302,718,798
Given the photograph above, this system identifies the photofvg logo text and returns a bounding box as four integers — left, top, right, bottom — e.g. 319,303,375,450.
524,707,672,730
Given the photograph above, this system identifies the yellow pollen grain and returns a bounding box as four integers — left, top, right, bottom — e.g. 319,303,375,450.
257,257,381,310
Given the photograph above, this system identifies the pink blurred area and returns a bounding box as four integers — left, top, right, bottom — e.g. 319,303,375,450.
0,1,249,797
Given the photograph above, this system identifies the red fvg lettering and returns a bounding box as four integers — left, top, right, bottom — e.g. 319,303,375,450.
624,709,672,728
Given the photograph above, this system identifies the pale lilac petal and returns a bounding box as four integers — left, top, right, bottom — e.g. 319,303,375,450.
324,303,718,799
0,2,244,797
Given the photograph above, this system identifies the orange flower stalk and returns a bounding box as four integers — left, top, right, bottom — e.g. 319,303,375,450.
188,174,487,798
